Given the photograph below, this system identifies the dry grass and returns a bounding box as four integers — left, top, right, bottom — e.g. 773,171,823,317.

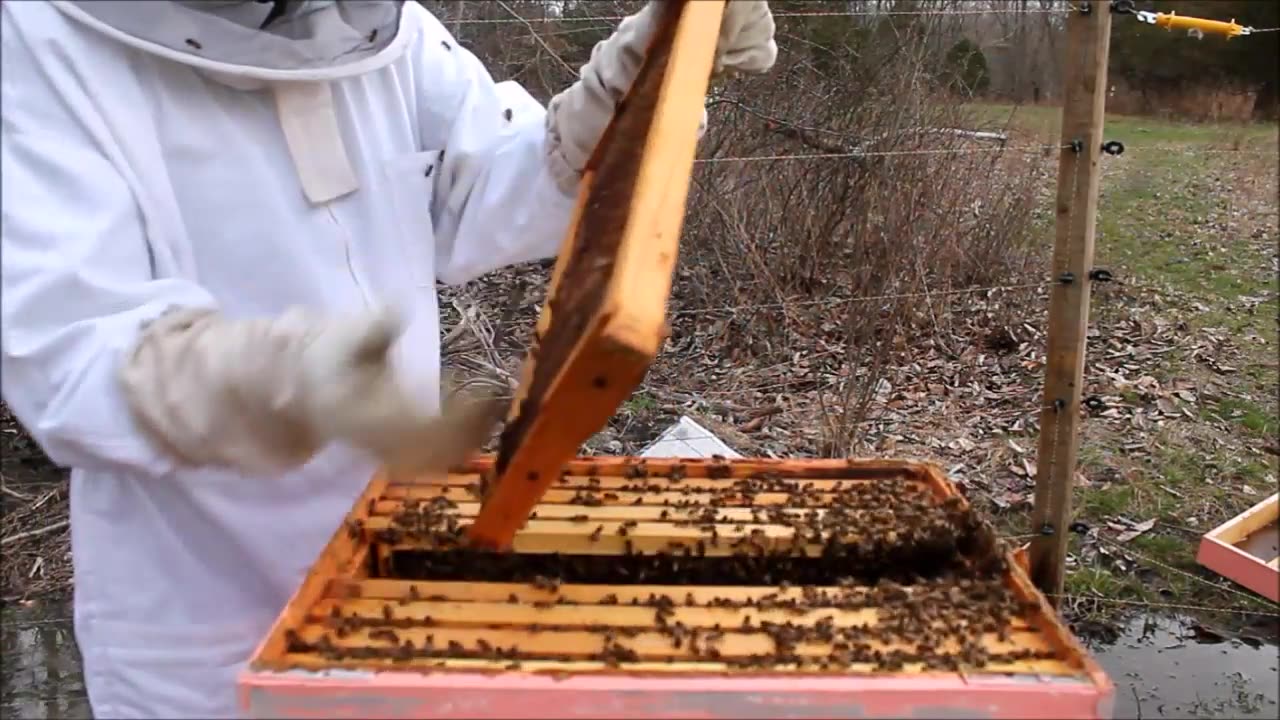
1107,79,1262,124
1,403,71,600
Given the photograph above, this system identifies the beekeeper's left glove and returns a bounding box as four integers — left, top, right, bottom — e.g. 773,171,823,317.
544,0,777,194
118,305,506,477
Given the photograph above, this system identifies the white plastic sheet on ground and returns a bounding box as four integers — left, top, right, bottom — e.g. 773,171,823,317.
639,416,741,459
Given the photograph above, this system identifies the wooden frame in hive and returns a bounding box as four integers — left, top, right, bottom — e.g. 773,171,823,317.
468,0,718,548
240,457,1114,719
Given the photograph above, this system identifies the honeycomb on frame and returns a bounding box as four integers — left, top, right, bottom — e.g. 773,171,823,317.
469,0,711,548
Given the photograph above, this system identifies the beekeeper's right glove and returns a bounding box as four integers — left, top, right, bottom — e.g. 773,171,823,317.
543,0,777,194
119,306,506,477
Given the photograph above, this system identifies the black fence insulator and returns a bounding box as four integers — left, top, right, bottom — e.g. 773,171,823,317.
1111,0,1136,15
1102,140,1125,156
1059,271,1076,284
1069,521,1092,535
1083,395,1106,412
1089,268,1114,282
1070,139,1084,153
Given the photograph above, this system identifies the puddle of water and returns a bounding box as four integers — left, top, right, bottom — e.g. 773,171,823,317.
1091,614,1280,719
1,600,90,720
2,599,1277,719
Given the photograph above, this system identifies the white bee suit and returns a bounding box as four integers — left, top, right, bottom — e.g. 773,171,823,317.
0,0,775,717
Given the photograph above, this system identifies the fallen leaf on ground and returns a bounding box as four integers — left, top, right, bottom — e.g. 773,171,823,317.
1117,518,1157,543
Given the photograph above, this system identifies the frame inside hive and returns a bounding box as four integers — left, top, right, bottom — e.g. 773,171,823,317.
249,457,1109,684
470,0,719,548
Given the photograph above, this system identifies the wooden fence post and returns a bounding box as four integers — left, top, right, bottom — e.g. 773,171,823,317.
1029,1,1113,602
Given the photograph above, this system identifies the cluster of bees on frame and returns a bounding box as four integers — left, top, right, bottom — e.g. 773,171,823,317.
283,571,1055,671
365,461,1000,575
299,463,1056,672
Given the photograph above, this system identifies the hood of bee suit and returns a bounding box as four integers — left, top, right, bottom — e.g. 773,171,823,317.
49,0,413,204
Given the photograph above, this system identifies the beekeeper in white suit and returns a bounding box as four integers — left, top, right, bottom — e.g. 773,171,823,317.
0,0,775,717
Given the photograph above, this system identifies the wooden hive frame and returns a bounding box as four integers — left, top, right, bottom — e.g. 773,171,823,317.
1196,492,1279,603
467,0,718,549
241,457,1114,718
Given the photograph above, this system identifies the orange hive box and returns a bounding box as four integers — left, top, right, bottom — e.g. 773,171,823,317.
1197,492,1279,603
240,457,1114,718
239,0,1114,716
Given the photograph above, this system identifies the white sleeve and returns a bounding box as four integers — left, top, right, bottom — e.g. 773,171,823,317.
0,12,217,477
412,10,578,287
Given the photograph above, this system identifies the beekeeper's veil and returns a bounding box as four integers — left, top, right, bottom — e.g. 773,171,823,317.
50,0,414,204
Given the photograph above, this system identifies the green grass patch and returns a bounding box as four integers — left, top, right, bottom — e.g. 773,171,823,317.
1078,485,1134,517
970,102,1279,627
1065,566,1130,598
1063,435,1277,620
963,102,1278,145
1203,396,1279,437
1087,116,1278,446
1095,155,1250,296
1130,532,1186,563
623,392,657,414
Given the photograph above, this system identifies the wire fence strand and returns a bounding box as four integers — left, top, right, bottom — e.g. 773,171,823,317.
1094,534,1280,612
670,280,1051,316
698,143,1275,165
445,8,1076,26
440,4,1280,43
1051,593,1280,618
696,144,1063,163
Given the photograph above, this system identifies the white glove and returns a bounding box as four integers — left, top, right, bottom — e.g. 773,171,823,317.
119,306,506,477
294,308,507,476
709,1,778,78
544,0,778,194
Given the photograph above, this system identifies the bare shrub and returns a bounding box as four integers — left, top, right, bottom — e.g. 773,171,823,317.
419,1,1050,458
664,21,1047,456
1107,77,1259,124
